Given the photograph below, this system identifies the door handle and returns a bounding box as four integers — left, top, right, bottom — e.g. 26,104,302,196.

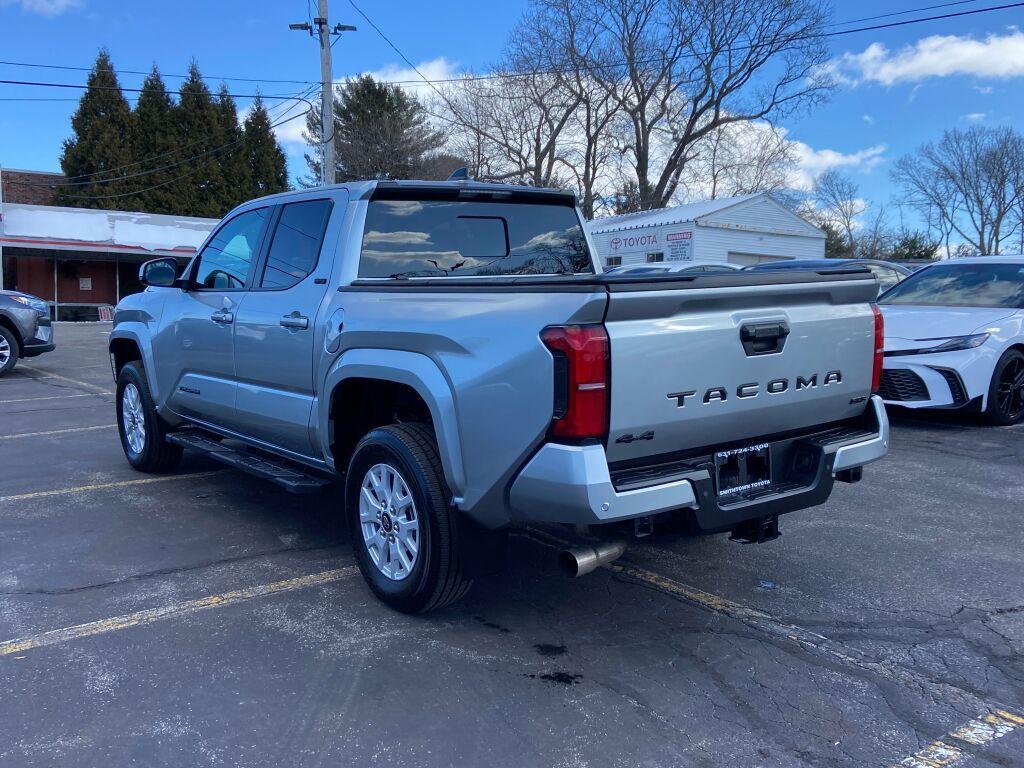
211,310,234,324
280,313,309,330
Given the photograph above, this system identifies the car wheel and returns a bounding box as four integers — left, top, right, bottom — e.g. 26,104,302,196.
116,361,183,472
983,348,1024,426
346,423,472,613
0,325,19,377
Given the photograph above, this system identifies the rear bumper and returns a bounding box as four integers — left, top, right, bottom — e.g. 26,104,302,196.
508,396,889,528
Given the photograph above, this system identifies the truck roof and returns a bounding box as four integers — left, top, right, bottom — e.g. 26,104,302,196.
239,179,578,209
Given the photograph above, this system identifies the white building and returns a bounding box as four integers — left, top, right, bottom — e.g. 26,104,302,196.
0,202,217,320
587,192,825,269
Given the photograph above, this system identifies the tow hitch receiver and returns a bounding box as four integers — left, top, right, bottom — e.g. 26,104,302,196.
730,514,780,544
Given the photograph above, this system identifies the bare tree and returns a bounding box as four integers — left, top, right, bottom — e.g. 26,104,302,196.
680,121,795,199
892,126,1024,255
528,0,831,210
813,171,865,249
855,203,892,259
439,63,580,188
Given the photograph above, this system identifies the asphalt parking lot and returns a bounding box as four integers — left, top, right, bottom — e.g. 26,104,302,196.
1,322,1023,768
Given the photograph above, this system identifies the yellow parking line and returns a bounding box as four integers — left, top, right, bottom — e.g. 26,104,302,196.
0,470,227,503
0,424,115,440
0,392,111,404
0,567,357,656
16,364,112,394
893,710,1024,767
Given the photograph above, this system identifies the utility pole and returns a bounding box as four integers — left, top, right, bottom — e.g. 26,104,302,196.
290,4,356,187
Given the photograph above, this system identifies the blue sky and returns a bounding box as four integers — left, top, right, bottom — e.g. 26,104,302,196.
2,0,1023,222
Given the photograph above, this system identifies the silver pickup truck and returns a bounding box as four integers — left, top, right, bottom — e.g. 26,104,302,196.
110,180,889,612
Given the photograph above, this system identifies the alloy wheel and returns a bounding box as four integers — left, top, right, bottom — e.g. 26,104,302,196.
996,356,1024,422
0,334,10,368
121,382,147,455
359,463,420,581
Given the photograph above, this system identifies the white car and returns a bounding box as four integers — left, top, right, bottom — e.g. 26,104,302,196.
877,255,1024,425
604,260,743,275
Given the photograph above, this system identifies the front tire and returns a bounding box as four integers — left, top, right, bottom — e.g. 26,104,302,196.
983,348,1024,426
116,361,183,472
0,325,19,377
346,423,472,613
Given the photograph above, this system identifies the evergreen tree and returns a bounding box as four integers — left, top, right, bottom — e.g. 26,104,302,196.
127,66,181,213
888,231,939,262
173,61,227,217
303,75,445,184
57,49,135,209
244,96,289,197
215,83,252,210
822,223,855,259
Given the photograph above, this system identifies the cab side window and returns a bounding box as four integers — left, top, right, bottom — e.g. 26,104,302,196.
259,200,333,290
194,208,269,290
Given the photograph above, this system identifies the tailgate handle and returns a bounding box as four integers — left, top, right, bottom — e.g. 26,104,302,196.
740,322,790,356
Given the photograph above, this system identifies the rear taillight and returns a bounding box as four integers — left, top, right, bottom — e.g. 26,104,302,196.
871,304,884,393
540,324,609,441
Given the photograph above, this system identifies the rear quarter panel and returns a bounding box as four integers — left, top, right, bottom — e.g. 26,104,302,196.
327,285,607,526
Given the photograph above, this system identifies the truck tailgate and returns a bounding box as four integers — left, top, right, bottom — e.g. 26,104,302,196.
603,272,879,464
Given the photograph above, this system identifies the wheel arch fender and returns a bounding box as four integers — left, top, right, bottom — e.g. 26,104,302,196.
108,326,159,401
321,349,466,498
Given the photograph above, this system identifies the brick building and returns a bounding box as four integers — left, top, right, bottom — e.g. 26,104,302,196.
1,168,217,320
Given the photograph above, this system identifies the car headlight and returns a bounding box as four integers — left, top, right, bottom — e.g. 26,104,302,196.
887,333,990,356
10,295,49,314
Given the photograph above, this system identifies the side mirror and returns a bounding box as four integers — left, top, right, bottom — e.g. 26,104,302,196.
139,257,180,288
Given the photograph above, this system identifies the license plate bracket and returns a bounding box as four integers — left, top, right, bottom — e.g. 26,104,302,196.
715,443,772,498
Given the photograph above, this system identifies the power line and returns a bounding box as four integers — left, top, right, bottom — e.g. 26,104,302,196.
14,82,318,186
0,78,314,104
828,0,984,27
35,107,313,201
5,93,314,191
351,1,1024,87
0,60,319,86
0,0,1012,91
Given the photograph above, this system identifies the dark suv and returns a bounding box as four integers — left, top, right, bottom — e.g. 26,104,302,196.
0,290,54,376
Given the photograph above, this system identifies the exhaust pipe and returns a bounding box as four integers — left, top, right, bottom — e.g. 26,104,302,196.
558,539,627,578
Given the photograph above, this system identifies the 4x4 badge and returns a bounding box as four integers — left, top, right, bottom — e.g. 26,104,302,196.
615,431,655,444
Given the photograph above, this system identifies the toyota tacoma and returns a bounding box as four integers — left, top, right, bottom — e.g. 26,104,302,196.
109,180,889,612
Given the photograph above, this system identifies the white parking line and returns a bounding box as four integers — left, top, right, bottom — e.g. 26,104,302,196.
0,393,111,404
0,424,115,440
0,470,227,503
16,364,112,394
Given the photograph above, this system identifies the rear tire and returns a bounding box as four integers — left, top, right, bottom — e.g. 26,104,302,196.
0,325,19,377
983,348,1024,426
116,361,183,472
346,423,472,613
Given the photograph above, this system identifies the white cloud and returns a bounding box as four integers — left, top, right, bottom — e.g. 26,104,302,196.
362,230,431,245
788,141,887,190
834,31,1024,86
0,0,79,14
974,85,994,95
960,112,987,122
862,114,874,125
340,57,460,99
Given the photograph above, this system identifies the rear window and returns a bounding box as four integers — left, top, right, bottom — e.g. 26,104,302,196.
879,262,1024,308
358,198,594,278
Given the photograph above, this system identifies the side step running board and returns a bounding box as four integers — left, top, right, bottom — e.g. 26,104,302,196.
166,431,330,494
